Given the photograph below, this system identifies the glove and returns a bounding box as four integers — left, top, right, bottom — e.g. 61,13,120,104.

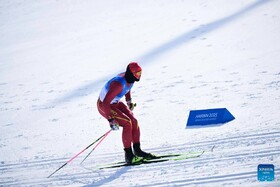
108,118,119,130
127,99,136,111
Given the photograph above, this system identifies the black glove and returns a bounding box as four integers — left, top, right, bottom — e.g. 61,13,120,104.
108,118,119,130
127,99,136,111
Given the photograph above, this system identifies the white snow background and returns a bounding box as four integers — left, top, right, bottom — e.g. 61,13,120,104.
1,0,280,186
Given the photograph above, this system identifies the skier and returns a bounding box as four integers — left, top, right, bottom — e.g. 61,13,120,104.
97,62,155,164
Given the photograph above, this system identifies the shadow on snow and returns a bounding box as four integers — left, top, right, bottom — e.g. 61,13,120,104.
50,0,271,106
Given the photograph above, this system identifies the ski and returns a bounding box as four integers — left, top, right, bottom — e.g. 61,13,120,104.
98,150,205,169
104,153,183,166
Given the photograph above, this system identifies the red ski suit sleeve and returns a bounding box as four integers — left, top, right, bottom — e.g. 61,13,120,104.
102,81,131,119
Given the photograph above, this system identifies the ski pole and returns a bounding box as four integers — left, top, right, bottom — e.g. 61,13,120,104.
80,129,112,164
47,129,111,178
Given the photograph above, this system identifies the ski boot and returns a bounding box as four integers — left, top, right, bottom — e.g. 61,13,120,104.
133,143,157,160
124,147,142,164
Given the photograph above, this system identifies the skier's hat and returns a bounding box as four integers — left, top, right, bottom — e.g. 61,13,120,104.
128,62,142,80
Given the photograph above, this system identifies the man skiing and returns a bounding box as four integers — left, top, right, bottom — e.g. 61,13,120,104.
97,62,155,164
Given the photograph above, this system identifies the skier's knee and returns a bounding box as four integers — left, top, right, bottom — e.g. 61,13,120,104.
131,118,138,128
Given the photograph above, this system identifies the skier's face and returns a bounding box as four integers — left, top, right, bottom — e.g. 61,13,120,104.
125,68,139,83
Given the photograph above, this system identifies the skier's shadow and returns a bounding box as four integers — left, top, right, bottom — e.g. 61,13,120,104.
84,167,131,186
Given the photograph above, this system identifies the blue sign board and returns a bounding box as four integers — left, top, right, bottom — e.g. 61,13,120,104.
186,108,235,127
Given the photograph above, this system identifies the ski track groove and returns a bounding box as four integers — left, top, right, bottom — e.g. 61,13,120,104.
1,130,278,171
2,149,279,186
1,130,279,186
155,130,280,153
133,170,280,187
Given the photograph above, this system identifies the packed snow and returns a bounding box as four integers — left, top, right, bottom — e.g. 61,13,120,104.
1,0,280,186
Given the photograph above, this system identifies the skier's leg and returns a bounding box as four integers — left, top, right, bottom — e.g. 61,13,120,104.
109,108,134,148
117,102,156,159
97,99,133,148
116,102,140,144
109,107,144,163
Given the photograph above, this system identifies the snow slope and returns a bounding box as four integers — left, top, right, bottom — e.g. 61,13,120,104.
1,0,280,186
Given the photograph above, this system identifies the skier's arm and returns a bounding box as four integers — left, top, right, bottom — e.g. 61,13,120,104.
125,90,136,110
125,91,131,102
102,81,122,119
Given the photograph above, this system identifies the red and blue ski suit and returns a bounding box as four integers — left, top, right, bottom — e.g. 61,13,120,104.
97,73,140,148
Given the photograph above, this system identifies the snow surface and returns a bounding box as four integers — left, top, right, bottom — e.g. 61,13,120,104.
1,0,280,186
